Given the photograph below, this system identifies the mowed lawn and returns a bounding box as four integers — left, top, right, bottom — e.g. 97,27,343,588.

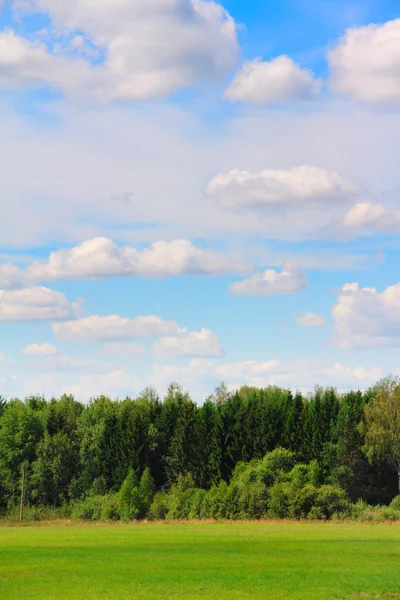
0,522,400,600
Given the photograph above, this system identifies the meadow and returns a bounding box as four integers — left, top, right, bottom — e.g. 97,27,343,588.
0,522,399,600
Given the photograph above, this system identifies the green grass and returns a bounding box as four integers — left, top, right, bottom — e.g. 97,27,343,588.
0,522,400,600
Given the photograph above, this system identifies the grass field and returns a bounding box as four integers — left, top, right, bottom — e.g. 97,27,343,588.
0,521,400,600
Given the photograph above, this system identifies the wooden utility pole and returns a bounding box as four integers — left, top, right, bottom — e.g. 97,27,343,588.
19,467,25,524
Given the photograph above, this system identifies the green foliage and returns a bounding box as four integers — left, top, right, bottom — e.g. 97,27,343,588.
2,376,400,521
389,495,400,511
148,491,169,520
31,432,78,506
118,468,156,521
362,375,400,493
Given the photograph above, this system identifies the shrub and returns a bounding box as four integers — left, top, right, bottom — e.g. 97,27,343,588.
119,469,140,522
389,495,400,511
314,485,349,519
70,496,104,521
289,484,318,519
100,494,120,521
268,482,291,518
148,492,169,520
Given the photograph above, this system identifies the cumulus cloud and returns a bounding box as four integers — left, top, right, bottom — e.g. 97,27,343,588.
22,343,58,356
153,328,223,358
53,314,184,343
296,312,325,327
0,287,81,322
207,166,358,210
332,282,400,348
329,19,400,104
28,237,250,281
230,264,307,296
10,0,239,100
0,30,92,96
225,56,320,105
0,262,31,290
152,357,382,399
342,202,400,233
0,238,251,290
24,369,141,400
63,370,142,401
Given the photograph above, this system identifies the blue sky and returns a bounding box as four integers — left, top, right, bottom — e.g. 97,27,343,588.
0,0,399,401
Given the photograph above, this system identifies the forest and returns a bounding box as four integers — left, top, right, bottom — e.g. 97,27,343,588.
1,376,400,522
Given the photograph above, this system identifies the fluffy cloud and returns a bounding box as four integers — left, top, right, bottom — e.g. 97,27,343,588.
10,0,238,100
0,30,92,96
24,369,141,400
23,237,249,283
0,262,31,290
329,19,400,104
342,202,400,232
22,343,58,356
1,97,399,248
225,56,320,105
0,287,81,322
53,314,183,343
332,282,400,348
153,328,223,358
207,166,358,210
63,370,142,400
153,357,382,399
230,264,307,296
296,312,325,327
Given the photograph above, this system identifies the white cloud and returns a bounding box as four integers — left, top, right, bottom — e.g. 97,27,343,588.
153,328,223,358
0,30,92,96
152,357,382,399
230,264,307,296
342,202,400,233
207,166,358,210
26,237,250,282
332,282,400,348
10,0,239,100
225,56,320,105
0,262,31,289
23,369,141,400
22,343,58,356
62,370,142,401
329,19,400,104
53,314,184,343
100,342,145,356
0,98,399,248
0,287,81,322
296,312,325,327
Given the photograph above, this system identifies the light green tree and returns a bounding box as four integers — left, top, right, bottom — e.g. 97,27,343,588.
362,376,400,493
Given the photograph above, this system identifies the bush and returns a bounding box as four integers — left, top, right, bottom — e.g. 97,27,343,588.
70,496,105,521
289,484,318,519
100,494,120,521
262,449,296,487
268,482,291,518
119,469,140,521
389,495,400,511
314,485,349,519
148,491,169,520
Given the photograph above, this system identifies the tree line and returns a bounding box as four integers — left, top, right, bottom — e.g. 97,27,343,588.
0,376,399,520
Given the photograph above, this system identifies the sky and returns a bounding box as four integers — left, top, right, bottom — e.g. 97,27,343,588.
0,0,400,402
